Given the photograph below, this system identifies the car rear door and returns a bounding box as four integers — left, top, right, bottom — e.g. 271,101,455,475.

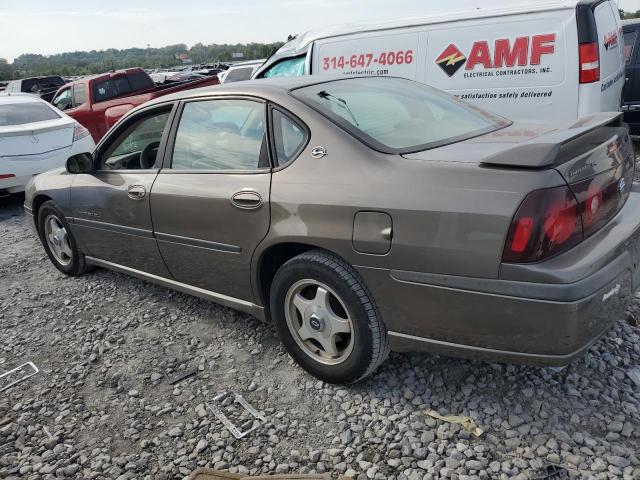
150,96,271,302
69,102,176,277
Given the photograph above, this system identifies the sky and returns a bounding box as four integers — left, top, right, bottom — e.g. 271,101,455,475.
0,0,637,62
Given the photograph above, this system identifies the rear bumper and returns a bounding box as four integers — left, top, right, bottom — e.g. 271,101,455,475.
357,192,640,367
359,266,631,366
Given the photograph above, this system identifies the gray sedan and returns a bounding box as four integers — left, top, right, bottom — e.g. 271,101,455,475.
24,76,639,383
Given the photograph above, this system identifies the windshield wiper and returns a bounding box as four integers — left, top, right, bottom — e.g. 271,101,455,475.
317,90,359,127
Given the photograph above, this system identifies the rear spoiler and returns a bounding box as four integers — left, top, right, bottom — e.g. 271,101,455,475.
481,112,625,169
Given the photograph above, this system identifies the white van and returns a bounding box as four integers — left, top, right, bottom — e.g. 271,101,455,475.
253,0,624,122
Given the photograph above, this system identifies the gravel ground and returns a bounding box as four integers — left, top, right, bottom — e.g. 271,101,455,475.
1,193,639,480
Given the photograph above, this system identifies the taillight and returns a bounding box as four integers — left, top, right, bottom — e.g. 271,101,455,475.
73,123,90,142
503,186,583,263
570,164,633,238
579,42,600,83
504,151,634,263
0,174,16,180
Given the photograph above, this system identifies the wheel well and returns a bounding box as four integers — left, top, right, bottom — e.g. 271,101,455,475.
257,242,318,306
31,195,52,233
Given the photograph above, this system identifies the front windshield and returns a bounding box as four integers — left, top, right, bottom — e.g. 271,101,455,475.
292,77,510,153
263,56,306,78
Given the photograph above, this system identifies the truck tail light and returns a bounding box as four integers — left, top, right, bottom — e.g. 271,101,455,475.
503,186,583,263
73,123,90,142
579,42,600,83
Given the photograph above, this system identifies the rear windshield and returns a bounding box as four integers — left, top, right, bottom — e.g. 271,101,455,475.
291,77,509,154
21,77,65,93
0,103,60,127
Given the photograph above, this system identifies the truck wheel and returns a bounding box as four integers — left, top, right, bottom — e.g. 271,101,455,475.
38,201,88,276
270,249,389,384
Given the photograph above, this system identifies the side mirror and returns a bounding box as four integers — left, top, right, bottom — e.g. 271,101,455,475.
66,152,94,174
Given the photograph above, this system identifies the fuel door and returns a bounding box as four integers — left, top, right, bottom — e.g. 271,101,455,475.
352,211,393,255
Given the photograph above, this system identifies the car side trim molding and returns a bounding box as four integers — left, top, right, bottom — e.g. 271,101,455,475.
387,329,606,367
155,232,242,253
71,217,155,239
389,251,628,303
85,256,265,321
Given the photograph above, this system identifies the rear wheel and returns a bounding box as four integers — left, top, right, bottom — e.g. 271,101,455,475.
38,201,88,276
270,250,389,384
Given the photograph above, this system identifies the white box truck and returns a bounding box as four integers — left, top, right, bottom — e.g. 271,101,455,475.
253,0,624,122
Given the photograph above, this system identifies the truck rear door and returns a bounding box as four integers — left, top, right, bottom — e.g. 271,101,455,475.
593,0,624,112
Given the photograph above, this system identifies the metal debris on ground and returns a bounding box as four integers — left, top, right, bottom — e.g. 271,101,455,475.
425,409,484,437
0,361,39,393
531,464,570,479
167,368,197,385
206,390,266,439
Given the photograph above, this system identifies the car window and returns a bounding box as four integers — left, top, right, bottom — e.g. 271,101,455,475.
171,99,265,170
93,77,132,103
272,109,307,165
21,76,65,93
0,102,60,127
129,72,154,91
224,67,255,83
624,31,637,64
263,56,306,78
52,88,73,111
73,84,86,107
292,77,509,154
100,110,171,170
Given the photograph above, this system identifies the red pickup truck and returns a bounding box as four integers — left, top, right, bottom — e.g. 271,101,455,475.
51,68,219,142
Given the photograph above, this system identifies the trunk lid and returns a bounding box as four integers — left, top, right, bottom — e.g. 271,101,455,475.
0,118,74,157
477,113,635,228
403,112,635,254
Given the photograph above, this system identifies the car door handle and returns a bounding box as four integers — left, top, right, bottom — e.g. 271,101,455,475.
231,191,262,209
127,184,146,200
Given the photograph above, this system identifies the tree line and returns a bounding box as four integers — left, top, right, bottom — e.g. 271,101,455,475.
621,9,640,20
0,42,284,81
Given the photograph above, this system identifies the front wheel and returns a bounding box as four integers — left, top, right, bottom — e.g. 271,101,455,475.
38,200,88,276
270,250,389,384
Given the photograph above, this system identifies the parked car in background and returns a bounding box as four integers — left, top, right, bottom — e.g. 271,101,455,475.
51,67,219,142
254,0,624,123
25,76,637,383
4,76,67,102
622,19,640,133
150,71,206,84
218,59,264,83
0,93,94,195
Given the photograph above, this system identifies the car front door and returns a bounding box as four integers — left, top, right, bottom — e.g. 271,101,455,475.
150,97,271,302
69,103,176,277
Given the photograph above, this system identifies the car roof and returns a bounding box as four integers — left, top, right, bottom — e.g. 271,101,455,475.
277,1,582,54
142,75,352,107
0,93,44,105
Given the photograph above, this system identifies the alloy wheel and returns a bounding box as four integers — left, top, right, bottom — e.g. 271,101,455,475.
44,214,73,266
284,279,355,365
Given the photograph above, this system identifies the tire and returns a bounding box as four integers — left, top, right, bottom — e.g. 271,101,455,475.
37,200,88,276
270,249,389,384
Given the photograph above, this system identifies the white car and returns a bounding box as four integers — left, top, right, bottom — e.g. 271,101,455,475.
0,94,95,195
218,60,265,83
